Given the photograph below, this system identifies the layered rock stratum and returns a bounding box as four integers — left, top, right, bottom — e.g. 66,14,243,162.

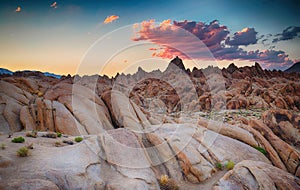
0,57,299,189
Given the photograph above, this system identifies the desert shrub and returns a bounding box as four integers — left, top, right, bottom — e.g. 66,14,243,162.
225,160,235,170
215,162,223,170
26,130,37,138
11,137,25,143
55,141,61,147
159,175,179,190
75,136,83,142
160,175,169,185
17,147,29,157
254,146,267,155
56,132,62,138
1,143,6,150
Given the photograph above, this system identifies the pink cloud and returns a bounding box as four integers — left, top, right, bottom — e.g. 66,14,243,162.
132,23,139,29
132,19,294,70
50,2,58,9
104,15,119,24
149,47,159,50
132,20,214,60
15,6,21,12
160,19,171,25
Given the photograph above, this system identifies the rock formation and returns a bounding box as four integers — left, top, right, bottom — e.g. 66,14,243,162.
0,57,299,189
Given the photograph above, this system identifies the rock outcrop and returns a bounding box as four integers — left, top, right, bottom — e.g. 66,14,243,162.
213,160,300,190
165,56,186,72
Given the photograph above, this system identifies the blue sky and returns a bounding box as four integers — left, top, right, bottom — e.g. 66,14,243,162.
0,0,299,75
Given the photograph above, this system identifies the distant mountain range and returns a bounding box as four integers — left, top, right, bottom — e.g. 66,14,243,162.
43,72,61,78
284,62,300,73
0,68,61,78
1,61,299,79
0,68,13,75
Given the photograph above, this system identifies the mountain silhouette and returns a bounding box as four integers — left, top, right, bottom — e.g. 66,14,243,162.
285,62,300,73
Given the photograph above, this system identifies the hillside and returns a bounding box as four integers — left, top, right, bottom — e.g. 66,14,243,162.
0,68,13,75
0,68,61,78
285,62,300,73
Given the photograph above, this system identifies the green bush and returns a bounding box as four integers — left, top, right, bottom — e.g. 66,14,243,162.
215,162,223,170
56,132,62,138
17,147,29,157
254,146,267,155
225,160,235,170
11,136,25,143
74,136,83,142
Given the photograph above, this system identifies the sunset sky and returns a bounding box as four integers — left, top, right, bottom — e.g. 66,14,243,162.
0,0,299,76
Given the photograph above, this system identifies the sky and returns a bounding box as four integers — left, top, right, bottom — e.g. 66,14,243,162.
0,0,299,76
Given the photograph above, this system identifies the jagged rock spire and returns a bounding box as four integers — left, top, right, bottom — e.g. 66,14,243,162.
165,56,186,72
227,63,238,74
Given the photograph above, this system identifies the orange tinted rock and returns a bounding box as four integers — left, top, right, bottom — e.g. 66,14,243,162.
274,97,288,109
214,160,300,190
262,109,299,147
249,119,300,176
226,99,239,109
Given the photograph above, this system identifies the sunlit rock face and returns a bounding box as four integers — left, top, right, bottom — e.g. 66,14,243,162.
0,58,299,189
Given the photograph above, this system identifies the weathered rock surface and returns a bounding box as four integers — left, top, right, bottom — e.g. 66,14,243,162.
262,108,300,147
0,58,300,189
213,160,300,190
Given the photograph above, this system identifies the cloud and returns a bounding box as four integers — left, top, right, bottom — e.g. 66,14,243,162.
50,2,58,9
272,26,300,43
160,19,171,25
173,20,229,48
132,23,139,29
160,19,172,30
133,19,218,60
260,34,273,45
215,48,293,69
132,19,294,70
133,19,229,52
225,27,258,46
104,15,119,24
15,6,21,12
